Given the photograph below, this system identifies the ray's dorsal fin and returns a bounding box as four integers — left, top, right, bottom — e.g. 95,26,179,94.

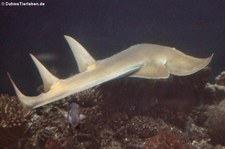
64,35,96,72
30,54,59,92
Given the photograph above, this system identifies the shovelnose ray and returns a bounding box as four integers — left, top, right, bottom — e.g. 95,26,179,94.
8,35,213,109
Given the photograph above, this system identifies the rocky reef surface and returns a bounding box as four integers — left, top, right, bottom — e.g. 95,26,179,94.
1,67,225,149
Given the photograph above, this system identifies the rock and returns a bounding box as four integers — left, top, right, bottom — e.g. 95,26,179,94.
189,105,209,126
216,71,225,86
0,94,28,128
123,135,144,149
185,110,213,149
205,83,225,103
185,116,209,142
205,99,225,145
45,139,62,149
0,94,28,148
204,71,225,103
191,140,213,149
126,116,167,139
71,87,103,108
143,129,192,149
214,145,225,149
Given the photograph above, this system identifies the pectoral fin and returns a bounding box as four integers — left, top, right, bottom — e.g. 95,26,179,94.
130,63,170,79
166,53,213,76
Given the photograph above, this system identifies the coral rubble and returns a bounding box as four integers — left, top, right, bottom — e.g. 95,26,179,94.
1,68,225,148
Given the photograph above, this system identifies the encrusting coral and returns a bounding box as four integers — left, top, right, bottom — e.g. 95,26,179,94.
0,94,27,128
0,94,28,148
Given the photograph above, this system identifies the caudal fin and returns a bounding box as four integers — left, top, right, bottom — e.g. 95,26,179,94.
7,73,35,108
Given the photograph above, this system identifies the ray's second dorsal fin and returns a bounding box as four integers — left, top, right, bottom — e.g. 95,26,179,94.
64,35,96,72
30,54,59,92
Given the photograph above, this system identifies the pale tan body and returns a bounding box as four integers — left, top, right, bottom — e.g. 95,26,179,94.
8,36,213,109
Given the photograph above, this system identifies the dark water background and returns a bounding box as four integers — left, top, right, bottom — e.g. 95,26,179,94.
0,0,225,95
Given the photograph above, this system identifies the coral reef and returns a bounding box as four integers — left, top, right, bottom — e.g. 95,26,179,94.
215,71,225,86
0,94,27,128
143,129,192,149
205,99,225,144
204,71,225,103
0,94,28,148
1,67,225,148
